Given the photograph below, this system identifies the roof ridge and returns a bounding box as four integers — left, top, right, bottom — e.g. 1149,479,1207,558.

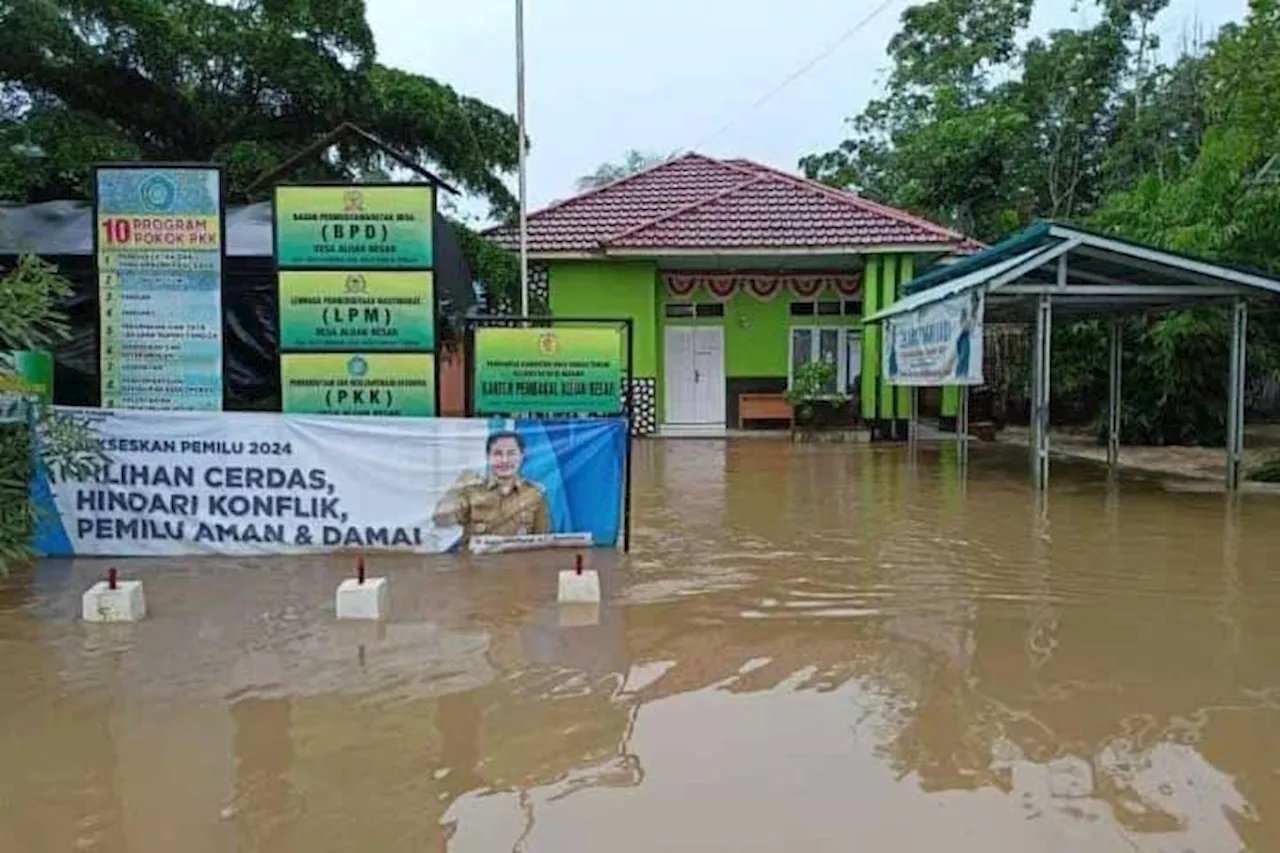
721,159,968,244
599,174,770,247
481,152,723,236
718,157,770,179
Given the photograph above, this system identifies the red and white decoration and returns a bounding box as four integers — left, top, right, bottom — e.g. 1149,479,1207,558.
665,275,698,298
706,277,737,301
833,273,863,297
744,277,783,301
787,278,821,300
662,272,862,302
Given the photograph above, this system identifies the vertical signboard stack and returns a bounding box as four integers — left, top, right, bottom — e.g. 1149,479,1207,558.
273,185,438,416
94,165,225,410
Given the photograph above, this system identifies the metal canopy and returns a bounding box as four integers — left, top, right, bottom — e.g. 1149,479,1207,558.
868,221,1280,491
869,221,1280,324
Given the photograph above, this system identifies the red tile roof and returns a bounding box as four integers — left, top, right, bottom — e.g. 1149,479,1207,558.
487,153,970,255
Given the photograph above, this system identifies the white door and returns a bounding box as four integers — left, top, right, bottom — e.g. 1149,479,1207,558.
693,327,725,424
664,327,697,424
664,326,724,425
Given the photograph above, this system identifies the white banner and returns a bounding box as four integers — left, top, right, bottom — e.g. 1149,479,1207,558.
32,409,626,557
882,290,984,386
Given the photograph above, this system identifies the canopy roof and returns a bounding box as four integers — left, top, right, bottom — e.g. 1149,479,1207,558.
870,221,1280,323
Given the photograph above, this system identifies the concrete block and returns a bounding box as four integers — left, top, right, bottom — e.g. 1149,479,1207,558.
558,569,600,604
82,580,147,623
336,577,388,621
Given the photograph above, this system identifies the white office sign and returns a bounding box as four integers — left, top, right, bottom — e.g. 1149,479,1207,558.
883,290,984,386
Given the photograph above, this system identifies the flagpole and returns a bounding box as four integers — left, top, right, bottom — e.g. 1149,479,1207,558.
516,0,529,317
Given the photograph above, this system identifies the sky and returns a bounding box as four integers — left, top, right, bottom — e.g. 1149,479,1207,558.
368,0,1250,221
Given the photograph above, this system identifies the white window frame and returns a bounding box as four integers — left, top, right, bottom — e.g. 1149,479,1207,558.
788,326,862,399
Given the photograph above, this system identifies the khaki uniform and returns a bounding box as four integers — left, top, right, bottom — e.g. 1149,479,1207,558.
433,473,552,542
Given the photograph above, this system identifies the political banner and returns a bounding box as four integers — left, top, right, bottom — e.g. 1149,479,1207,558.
95,165,224,410
278,270,435,351
883,290,984,386
475,327,624,415
281,353,436,416
31,409,627,557
274,185,434,269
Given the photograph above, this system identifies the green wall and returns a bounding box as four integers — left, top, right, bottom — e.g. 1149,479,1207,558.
548,255,919,426
548,261,658,377
941,385,960,418
653,286,858,377
860,254,915,422
653,288,849,375
726,292,792,376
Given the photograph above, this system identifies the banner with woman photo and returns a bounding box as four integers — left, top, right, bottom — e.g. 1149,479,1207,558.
31,408,626,557
882,289,985,386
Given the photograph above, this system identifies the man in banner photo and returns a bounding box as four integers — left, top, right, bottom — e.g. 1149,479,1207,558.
432,427,552,547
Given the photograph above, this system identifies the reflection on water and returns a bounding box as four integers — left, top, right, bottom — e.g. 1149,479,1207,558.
3,440,1280,851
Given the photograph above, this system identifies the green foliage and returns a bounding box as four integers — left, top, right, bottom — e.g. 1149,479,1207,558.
802,0,1167,240
0,257,106,574
0,422,35,569
785,361,847,427
36,407,107,484
0,0,518,215
0,406,106,574
804,0,1280,447
452,224,522,314
1250,454,1280,482
0,255,71,349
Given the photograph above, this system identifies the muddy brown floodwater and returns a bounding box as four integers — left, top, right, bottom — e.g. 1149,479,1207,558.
3,440,1280,852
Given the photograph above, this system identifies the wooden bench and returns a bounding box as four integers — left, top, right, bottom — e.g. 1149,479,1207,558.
738,393,794,429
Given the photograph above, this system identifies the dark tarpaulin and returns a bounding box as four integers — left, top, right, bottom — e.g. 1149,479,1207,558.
0,200,473,410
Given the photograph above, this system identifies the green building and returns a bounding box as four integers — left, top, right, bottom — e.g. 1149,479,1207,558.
489,154,975,436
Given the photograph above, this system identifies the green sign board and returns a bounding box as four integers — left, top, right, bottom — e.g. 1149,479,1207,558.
281,352,436,416
4,350,54,402
274,185,435,269
278,270,435,351
474,327,624,415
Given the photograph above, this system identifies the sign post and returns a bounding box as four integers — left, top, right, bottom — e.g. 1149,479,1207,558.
465,316,634,552
882,289,984,465
277,271,436,351
273,184,438,416
93,164,225,410
882,289,984,387
473,326,624,415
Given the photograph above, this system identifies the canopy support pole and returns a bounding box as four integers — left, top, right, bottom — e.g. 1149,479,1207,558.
908,386,919,446
1227,297,1248,491
1107,317,1122,470
1032,292,1053,489
957,386,970,468
908,385,920,477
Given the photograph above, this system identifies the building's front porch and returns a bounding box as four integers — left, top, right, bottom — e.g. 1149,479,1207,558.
489,153,978,437
651,260,872,438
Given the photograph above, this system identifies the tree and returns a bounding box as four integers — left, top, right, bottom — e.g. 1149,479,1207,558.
1081,2,1280,444
799,0,1037,238
575,150,670,191
800,0,1170,241
0,0,520,217
799,0,1280,446
0,257,103,573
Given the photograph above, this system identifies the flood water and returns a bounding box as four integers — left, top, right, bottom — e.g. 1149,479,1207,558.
3,440,1280,852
